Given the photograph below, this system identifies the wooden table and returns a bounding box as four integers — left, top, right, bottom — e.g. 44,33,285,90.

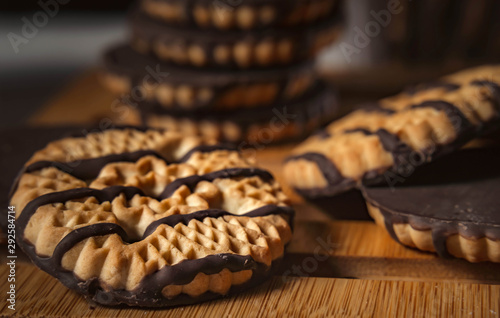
1,71,500,317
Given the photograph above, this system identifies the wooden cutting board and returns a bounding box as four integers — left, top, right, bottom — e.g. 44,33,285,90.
1,71,499,317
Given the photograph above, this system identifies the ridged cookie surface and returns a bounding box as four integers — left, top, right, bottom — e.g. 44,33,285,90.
284,65,500,197
11,127,293,307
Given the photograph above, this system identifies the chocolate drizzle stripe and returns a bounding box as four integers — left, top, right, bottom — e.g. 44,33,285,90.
373,129,414,166
343,128,372,135
143,205,294,239
343,127,414,161
9,150,164,200
284,152,356,197
11,144,240,200
471,80,500,111
65,125,155,138
159,168,274,199
24,150,166,180
357,102,396,114
285,153,343,187
411,100,473,135
178,144,238,163
17,186,144,242
51,223,129,266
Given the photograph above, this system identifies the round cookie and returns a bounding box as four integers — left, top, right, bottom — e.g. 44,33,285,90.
140,0,339,31
11,127,294,307
130,9,342,69
362,148,500,263
284,65,500,198
102,45,315,111
118,84,339,144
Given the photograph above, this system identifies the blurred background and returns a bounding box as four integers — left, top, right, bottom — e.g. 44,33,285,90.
2,0,500,128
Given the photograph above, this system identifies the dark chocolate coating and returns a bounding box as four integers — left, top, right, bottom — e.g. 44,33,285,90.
362,148,500,258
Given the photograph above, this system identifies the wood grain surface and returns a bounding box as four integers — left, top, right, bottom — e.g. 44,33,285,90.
1,263,499,318
1,71,499,317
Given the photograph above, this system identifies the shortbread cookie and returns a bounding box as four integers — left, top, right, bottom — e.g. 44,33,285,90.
102,45,315,110
11,127,293,307
130,10,342,68
284,65,500,198
362,148,500,263
124,84,338,143
141,0,339,30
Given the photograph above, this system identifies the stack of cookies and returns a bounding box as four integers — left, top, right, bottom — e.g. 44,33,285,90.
102,0,343,144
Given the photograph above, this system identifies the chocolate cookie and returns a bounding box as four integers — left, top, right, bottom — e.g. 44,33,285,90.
140,0,339,31
362,148,500,263
284,65,500,198
11,127,294,307
130,9,342,68
102,45,315,110
120,83,339,144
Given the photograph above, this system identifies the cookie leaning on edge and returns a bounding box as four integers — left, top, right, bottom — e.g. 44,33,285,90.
362,148,500,263
10,127,294,307
284,65,500,198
